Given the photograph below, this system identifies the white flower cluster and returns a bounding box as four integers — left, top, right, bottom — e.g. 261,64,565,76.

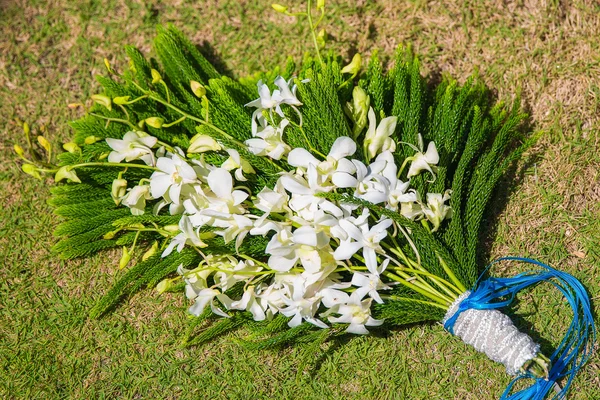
106,77,453,334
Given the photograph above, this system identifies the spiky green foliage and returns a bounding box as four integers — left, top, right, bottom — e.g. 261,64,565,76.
46,25,531,349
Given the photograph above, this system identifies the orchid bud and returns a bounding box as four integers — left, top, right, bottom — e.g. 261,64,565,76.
317,29,326,48
14,144,24,157
271,4,287,13
23,122,30,136
345,86,370,138
62,142,81,153
317,0,325,10
104,58,113,74
151,69,162,84
129,59,137,73
119,246,131,269
111,178,128,205
113,96,130,105
22,164,42,180
103,229,120,240
55,166,81,183
98,152,109,160
163,224,180,233
188,134,221,153
37,136,51,153
156,278,172,294
341,53,362,75
142,241,158,261
145,117,164,129
190,80,206,98
91,94,112,111
84,135,102,145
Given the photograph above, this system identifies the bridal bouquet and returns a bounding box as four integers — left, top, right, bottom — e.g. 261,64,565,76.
15,2,594,398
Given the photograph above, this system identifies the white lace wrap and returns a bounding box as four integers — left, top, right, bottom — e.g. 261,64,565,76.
443,291,540,375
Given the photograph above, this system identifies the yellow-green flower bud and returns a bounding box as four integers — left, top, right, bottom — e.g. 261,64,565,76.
142,241,159,261
188,134,221,153
55,166,81,183
62,142,81,153
190,80,206,98
22,164,41,180
317,29,326,48
151,69,162,84
23,122,30,136
37,136,51,153
156,278,172,294
113,96,130,105
345,86,370,138
145,117,164,129
119,246,131,269
98,152,109,160
104,58,112,73
84,136,102,145
272,4,287,13
103,230,118,240
341,53,362,75
163,224,180,233
14,144,24,157
91,94,112,111
317,0,325,10
111,178,128,205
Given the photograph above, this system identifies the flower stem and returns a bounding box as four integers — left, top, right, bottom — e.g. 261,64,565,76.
384,295,448,310
306,0,324,66
89,113,136,130
383,271,450,307
71,162,157,171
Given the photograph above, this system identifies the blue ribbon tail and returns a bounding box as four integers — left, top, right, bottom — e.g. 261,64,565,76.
444,256,596,400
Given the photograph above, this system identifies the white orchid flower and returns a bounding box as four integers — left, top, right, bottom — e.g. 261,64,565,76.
150,154,198,204
332,159,389,204
121,184,151,215
406,134,440,179
162,215,208,257
214,259,262,292
106,131,158,165
422,190,452,232
399,193,424,220
230,286,267,321
256,283,286,319
288,136,357,181
364,108,397,161
266,225,331,273
330,207,370,241
180,266,212,300
279,277,328,329
253,184,289,216
221,149,255,181
245,118,291,160
204,168,249,215
351,259,392,304
215,214,254,251
333,218,393,274
188,288,233,318
326,291,383,334
279,167,342,221
245,77,302,135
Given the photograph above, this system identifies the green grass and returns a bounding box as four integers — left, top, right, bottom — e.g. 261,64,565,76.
1,0,599,398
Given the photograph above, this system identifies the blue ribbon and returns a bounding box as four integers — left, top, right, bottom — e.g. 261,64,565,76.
443,257,596,400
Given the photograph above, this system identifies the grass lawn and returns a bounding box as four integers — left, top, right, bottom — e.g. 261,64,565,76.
1,0,599,398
